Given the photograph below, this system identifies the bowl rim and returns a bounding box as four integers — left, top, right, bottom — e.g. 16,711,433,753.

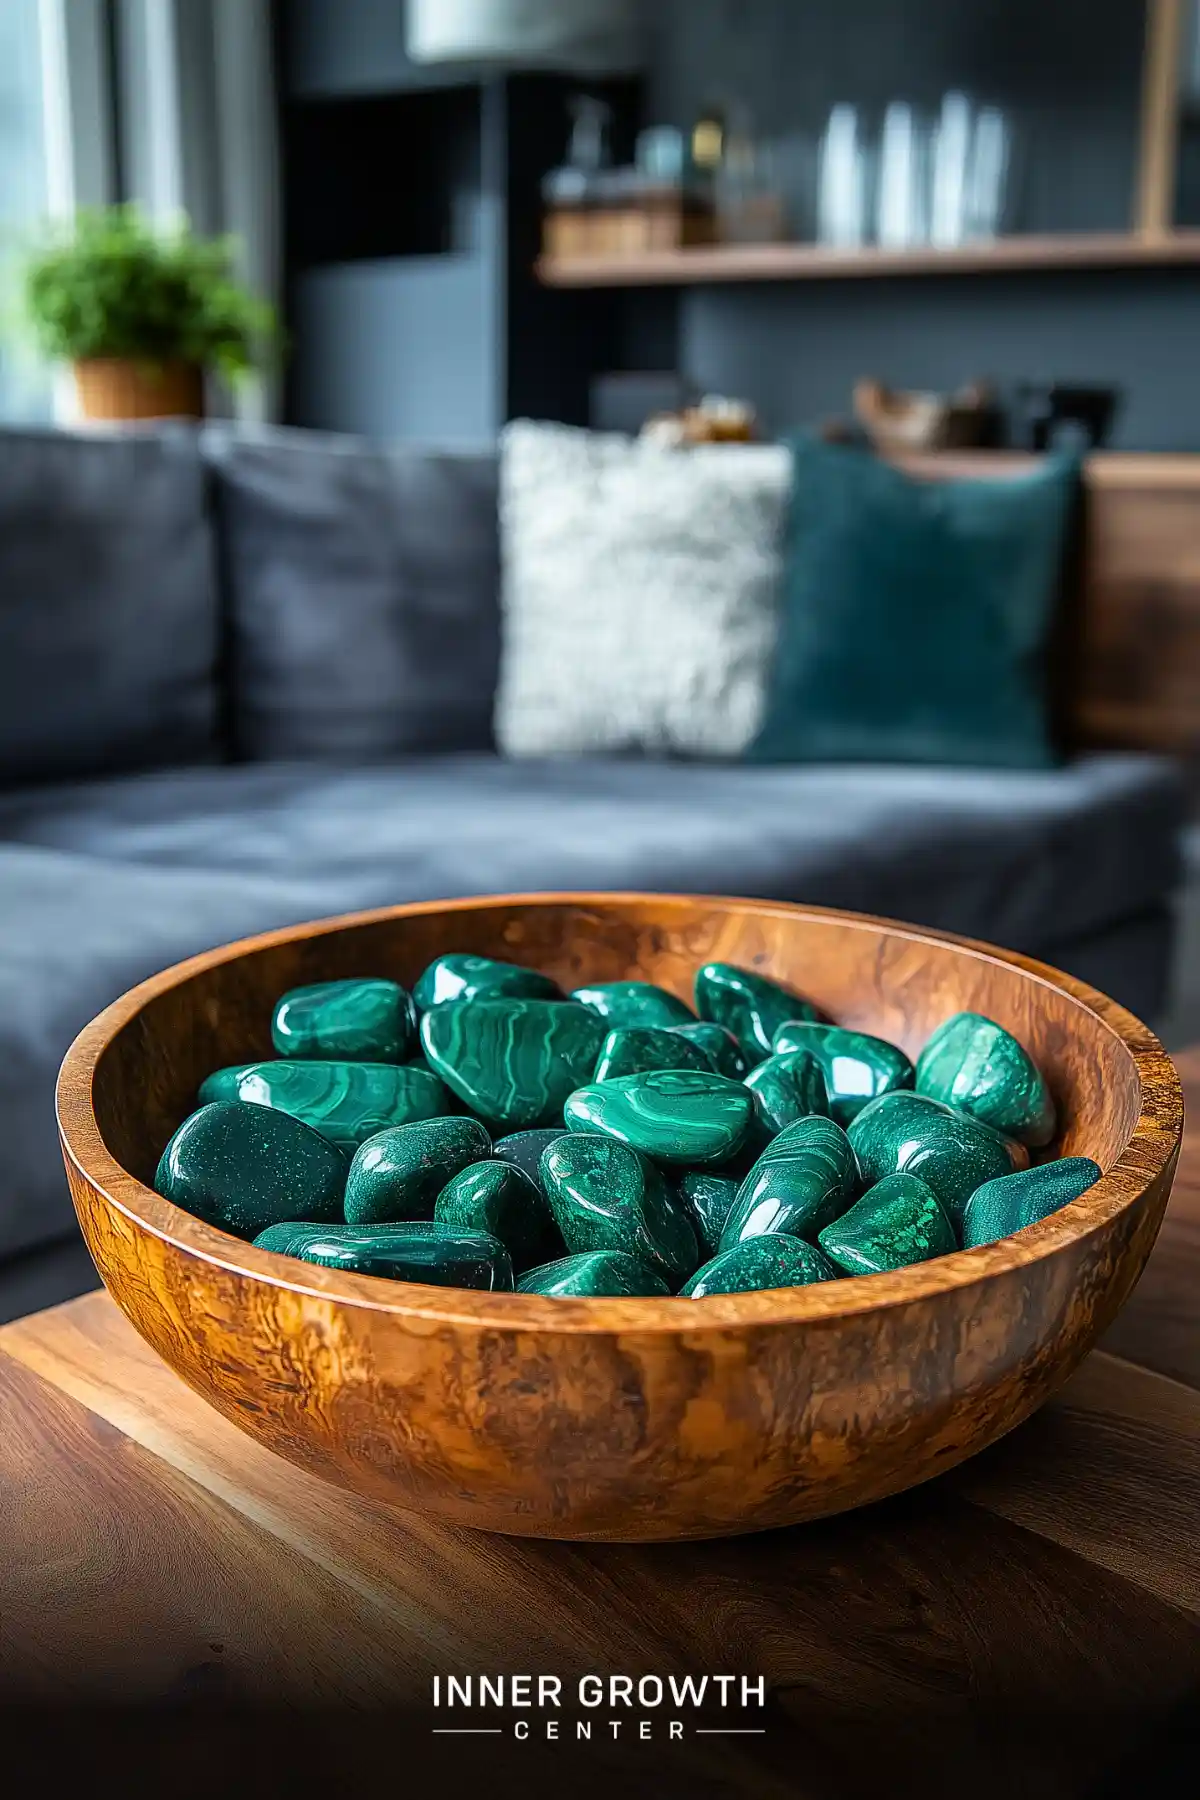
56,891,1183,1336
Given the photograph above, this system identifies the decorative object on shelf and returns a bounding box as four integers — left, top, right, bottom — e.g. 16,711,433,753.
22,206,275,422
543,101,716,261
640,395,757,446
1015,383,1121,452
817,104,872,247
853,378,1001,453
407,0,641,72
876,102,931,249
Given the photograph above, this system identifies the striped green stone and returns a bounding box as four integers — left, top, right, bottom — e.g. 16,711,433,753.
771,1021,914,1126
571,981,694,1028
719,1115,857,1250
420,998,606,1130
564,1068,754,1168
847,1091,1027,1227
252,1219,513,1289
670,1021,748,1078
271,977,417,1062
198,1060,450,1154
592,1025,712,1082
517,1250,669,1298
694,962,819,1066
413,954,561,1009
744,1048,829,1135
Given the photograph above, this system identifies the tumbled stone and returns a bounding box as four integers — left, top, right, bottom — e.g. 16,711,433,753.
252,1219,513,1289
492,1127,569,1196
156,1100,346,1239
818,1173,957,1275
719,1116,857,1250
344,1116,491,1224
517,1250,670,1298
670,1021,748,1078
413,953,562,1010
593,1025,711,1082
420,999,606,1129
694,962,819,1066
271,977,417,1063
198,1060,450,1154
675,1171,740,1258
540,1134,699,1288
564,1068,753,1168
847,1091,1027,1227
571,981,694,1028
962,1157,1101,1249
915,1011,1056,1147
744,1049,829,1135
771,1021,914,1126
434,1158,559,1270
681,1235,840,1297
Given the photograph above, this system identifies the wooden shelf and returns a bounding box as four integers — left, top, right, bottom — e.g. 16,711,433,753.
537,230,1200,288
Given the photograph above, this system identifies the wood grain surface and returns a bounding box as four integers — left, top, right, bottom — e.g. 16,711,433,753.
55,895,1183,1541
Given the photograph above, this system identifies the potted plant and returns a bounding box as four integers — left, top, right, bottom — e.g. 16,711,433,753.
22,206,275,421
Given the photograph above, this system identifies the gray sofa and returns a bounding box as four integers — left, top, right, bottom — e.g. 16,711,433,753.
0,421,1185,1318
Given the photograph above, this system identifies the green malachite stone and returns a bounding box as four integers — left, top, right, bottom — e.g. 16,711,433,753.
681,1235,840,1297
962,1157,1101,1249
571,981,694,1028
675,1171,740,1258
433,1158,559,1271
563,1068,754,1168
271,977,417,1063
694,962,819,1066
156,1101,346,1239
670,1022,748,1078
592,1025,712,1083
491,1128,569,1196
771,1021,914,1126
252,1219,513,1290
344,1116,491,1225
719,1115,857,1250
413,954,562,1010
915,1011,1057,1147
847,1091,1027,1227
540,1134,699,1288
517,1250,670,1298
744,1049,829,1135
818,1173,957,1275
420,999,606,1130
198,1060,451,1154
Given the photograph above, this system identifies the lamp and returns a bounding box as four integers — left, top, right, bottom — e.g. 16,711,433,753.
406,0,642,71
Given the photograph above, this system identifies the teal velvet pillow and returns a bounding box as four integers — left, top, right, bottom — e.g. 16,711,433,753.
750,438,1080,769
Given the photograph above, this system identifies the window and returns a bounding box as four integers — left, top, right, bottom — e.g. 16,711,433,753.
0,0,52,421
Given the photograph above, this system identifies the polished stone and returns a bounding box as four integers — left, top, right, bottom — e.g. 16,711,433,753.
420,999,606,1129
156,1100,346,1239
344,1116,491,1225
563,1069,754,1168
540,1134,699,1288
915,1011,1056,1147
719,1116,857,1250
517,1250,670,1298
571,981,695,1028
413,953,562,1010
198,1060,451,1154
675,1171,740,1258
681,1235,840,1297
962,1157,1102,1248
433,1158,559,1271
252,1219,513,1289
771,1021,914,1126
271,977,417,1063
744,1049,829,1135
492,1128,569,1197
592,1025,712,1083
847,1091,1027,1227
670,1021,748,1078
818,1173,957,1275
694,962,819,1066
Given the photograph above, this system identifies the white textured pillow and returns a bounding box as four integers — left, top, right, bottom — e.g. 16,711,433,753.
496,420,789,757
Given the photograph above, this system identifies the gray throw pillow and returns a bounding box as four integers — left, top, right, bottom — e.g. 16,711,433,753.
207,425,501,761
0,423,219,786
496,421,789,758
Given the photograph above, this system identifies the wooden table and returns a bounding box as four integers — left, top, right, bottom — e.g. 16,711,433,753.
4,1059,1200,1798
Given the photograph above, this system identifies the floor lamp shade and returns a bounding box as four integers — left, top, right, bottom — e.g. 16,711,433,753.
406,0,641,70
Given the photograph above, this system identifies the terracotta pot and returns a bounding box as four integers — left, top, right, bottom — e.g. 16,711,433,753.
74,358,205,422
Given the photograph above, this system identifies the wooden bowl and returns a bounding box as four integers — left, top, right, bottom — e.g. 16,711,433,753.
56,894,1181,1542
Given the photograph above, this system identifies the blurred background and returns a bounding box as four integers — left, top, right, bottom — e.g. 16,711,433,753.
4,0,1200,1317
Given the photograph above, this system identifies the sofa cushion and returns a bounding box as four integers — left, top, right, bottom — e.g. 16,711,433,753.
0,423,220,785
206,426,500,760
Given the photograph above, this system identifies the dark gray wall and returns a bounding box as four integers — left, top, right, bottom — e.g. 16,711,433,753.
641,0,1200,450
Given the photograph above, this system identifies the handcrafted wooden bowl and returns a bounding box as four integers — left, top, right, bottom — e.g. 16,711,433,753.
57,894,1181,1542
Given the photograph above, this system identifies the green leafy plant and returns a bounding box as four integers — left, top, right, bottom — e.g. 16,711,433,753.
22,206,275,380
